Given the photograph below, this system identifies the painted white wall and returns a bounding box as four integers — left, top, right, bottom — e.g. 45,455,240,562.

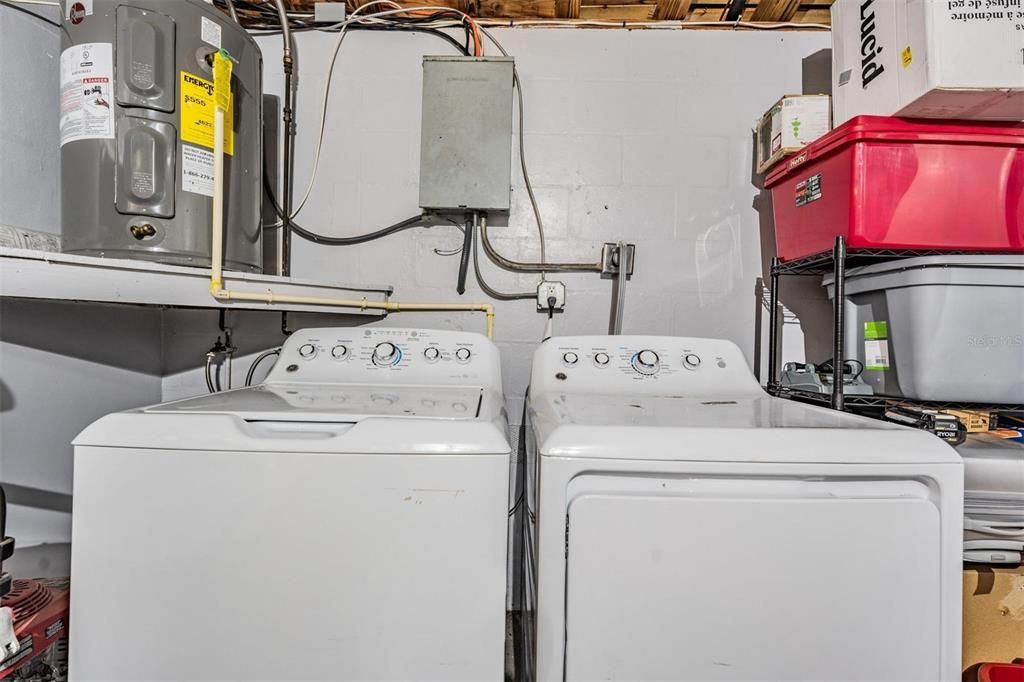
247,28,829,420
0,3,60,235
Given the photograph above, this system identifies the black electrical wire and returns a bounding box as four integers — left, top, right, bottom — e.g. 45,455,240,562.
456,218,474,295
262,164,437,246
242,20,472,57
290,212,428,246
205,356,218,393
245,348,281,386
817,358,865,381
0,0,62,28
722,0,747,21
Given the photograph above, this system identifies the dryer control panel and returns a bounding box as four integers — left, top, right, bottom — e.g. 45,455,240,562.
264,328,502,389
532,335,763,396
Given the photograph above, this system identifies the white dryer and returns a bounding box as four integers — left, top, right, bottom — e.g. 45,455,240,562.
524,336,963,682
70,328,510,681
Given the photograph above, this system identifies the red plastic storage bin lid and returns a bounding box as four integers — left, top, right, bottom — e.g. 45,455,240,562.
764,115,1024,188
979,663,1024,682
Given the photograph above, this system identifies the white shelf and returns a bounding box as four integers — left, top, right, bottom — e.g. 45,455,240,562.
0,247,392,315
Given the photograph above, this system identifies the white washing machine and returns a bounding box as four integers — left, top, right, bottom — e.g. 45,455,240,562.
523,336,963,682
70,328,511,681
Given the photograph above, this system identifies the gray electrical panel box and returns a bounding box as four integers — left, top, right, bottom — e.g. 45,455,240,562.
419,56,514,212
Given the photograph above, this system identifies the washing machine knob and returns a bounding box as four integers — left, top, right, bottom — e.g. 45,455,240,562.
423,346,441,362
563,352,579,366
594,352,611,367
633,349,660,373
331,344,349,360
298,343,317,360
373,342,399,366
683,353,701,369
455,348,472,363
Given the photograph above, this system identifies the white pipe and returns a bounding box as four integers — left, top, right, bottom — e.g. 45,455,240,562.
211,105,226,293
207,64,495,337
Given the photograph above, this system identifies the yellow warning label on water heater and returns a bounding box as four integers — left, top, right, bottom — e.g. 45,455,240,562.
180,71,233,155
213,50,232,112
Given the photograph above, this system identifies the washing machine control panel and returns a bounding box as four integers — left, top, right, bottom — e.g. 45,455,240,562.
537,335,763,396
265,328,501,388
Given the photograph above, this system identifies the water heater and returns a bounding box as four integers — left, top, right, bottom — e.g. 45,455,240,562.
59,0,263,272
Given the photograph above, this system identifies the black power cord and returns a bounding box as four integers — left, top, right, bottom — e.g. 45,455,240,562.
245,348,281,386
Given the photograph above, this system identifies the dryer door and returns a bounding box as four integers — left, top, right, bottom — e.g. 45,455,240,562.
563,477,943,681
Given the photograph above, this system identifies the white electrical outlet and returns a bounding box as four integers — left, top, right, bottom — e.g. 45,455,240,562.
536,280,566,312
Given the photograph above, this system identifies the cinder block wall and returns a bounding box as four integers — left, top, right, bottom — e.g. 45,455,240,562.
252,28,830,420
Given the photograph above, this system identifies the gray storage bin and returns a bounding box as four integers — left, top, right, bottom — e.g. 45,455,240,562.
824,255,1024,403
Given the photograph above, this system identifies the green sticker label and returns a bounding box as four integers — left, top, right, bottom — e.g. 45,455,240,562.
864,321,888,340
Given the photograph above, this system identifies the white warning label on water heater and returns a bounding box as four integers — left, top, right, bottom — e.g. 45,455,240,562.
182,144,215,197
201,16,222,48
59,42,114,146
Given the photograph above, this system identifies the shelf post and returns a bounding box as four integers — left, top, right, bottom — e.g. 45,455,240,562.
831,235,847,411
767,257,781,390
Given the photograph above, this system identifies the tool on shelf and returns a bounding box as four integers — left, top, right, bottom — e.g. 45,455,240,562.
882,405,967,445
779,359,873,396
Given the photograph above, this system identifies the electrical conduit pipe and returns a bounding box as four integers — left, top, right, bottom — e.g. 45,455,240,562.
207,52,495,338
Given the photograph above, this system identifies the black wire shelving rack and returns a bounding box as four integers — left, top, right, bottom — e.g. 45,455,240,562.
764,235,1024,421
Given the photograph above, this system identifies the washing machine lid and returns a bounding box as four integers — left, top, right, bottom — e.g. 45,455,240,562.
533,394,961,464
145,383,484,422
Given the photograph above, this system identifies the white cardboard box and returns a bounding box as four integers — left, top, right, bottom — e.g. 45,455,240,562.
756,95,832,174
832,0,1024,125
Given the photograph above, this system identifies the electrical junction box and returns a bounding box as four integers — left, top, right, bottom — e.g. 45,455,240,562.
831,0,1024,125
419,56,514,212
755,95,831,174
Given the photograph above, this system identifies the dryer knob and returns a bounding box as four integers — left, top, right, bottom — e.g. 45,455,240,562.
633,349,660,374
372,342,399,366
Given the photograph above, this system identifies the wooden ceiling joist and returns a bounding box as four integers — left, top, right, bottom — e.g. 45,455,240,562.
750,0,801,21
284,0,832,24
653,0,692,21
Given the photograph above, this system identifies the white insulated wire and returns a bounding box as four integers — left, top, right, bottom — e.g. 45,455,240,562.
279,2,488,226
478,26,547,280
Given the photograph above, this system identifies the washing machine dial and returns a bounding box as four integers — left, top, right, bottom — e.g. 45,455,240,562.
683,353,701,370
455,348,472,363
372,342,400,366
298,343,317,360
562,352,579,366
593,352,611,367
423,346,441,362
331,344,349,360
632,349,660,375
